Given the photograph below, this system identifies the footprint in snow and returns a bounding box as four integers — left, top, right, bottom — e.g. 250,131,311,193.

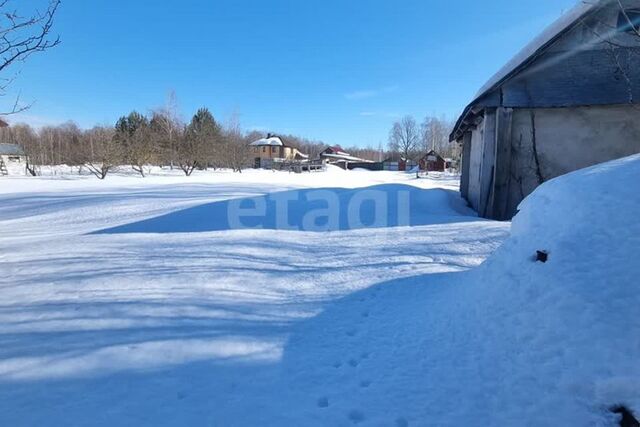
317,397,329,408
360,352,369,359
346,329,357,337
361,311,369,318
395,417,409,427
359,380,371,388
348,359,359,367
348,410,365,424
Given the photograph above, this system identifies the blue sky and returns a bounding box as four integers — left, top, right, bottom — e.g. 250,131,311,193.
10,0,577,147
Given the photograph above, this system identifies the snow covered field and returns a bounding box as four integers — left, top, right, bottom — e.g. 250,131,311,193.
0,161,638,426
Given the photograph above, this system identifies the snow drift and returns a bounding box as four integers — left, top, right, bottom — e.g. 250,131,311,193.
0,157,638,426
276,154,640,426
443,153,640,424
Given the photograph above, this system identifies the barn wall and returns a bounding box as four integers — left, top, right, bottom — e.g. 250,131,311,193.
467,119,485,211
459,132,472,200
503,104,640,217
478,109,497,217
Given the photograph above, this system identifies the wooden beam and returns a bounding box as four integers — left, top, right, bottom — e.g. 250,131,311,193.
478,109,497,218
491,107,514,220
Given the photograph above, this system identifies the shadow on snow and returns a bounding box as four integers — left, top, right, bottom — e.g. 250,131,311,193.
93,184,477,234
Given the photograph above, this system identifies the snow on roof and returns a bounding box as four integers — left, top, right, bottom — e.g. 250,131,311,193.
250,137,284,147
323,145,352,156
321,153,373,163
451,0,605,141
475,1,601,100
0,143,25,155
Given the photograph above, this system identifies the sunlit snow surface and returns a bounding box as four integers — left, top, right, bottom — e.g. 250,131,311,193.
0,161,637,426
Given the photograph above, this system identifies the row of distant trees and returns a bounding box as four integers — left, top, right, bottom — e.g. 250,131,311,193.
388,115,458,162
0,103,254,179
1,113,455,179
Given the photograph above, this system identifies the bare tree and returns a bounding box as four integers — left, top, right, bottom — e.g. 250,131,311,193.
388,115,420,160
0,123,40,175
220,114,251,173
0,0,61,115
115,111,156,177
151,90,182,168
80,126,119,179
421,115,457,158
581,1,640,105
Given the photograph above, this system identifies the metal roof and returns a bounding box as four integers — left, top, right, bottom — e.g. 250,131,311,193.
0,143,25,155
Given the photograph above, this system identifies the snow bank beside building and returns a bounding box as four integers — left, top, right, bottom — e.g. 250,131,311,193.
470,153,640,424
261,155,640,426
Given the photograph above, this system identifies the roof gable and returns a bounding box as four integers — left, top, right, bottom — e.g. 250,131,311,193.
450,0,611,141
474,1,601,100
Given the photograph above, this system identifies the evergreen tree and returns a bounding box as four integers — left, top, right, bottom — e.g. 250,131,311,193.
114,111,154,177
186,108,222,168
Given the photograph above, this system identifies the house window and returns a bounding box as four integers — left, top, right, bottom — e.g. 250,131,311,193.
617,9,640,33
7,156,21,162
262,147,266,153
272,146,277,152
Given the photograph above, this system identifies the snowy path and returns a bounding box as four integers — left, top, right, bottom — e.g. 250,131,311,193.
0,169,509,426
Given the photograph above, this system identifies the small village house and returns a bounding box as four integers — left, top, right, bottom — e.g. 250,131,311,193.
251,134,308,169
319,145,373,169
0,143,27,176
451,0,640,220
419,150,446,172
381,153,417,172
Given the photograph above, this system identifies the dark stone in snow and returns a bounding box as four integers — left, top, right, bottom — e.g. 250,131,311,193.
535,250,549,263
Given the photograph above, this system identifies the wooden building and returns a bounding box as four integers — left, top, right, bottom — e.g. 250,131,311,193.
0,143,27,176
451,0,640,220
419,150,446,172
319,146,373,169
382,153,417,171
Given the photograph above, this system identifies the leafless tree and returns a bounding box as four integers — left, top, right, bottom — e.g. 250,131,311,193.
220,114,251,173
0,123,40,174
130,126,156,176
581,1,640,105
115,111,157,177
151,90,182,168
388,115,420,160
420,115,458,159
0,0,61,115
80,126,119,179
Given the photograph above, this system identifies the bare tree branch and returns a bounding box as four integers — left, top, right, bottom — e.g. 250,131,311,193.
0,0,61,115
